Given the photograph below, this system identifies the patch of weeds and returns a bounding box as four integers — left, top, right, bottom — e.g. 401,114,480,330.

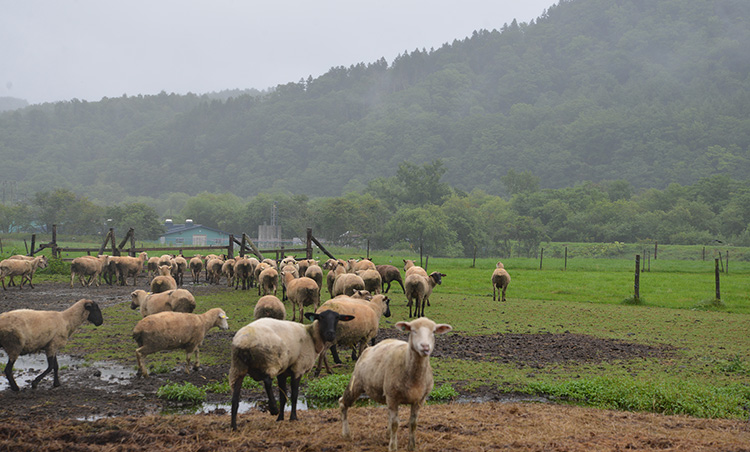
204,376,261,393
149,363,173,375
305,373,351,401
526,377,750,419
694,299,726,311
717,356,749,376
157,381,206,404
621,296,645,305
429,383,459,402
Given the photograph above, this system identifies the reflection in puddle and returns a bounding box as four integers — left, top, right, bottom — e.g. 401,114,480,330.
0,351,136,391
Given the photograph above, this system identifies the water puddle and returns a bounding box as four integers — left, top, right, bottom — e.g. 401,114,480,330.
0,351,136,391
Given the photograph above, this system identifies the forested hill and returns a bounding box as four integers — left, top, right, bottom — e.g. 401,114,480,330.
1,0,749,202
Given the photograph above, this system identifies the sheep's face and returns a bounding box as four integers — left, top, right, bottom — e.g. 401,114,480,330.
396,318,453,358
84,301,104,326
217,310,229,330
305,310,355,343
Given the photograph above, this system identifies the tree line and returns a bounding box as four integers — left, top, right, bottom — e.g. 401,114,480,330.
2,161,748,257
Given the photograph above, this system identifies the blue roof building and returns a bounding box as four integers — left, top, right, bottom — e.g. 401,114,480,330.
159,219,231,246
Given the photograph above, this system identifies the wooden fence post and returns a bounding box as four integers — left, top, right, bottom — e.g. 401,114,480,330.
564,246,567,271
726,250,729,275
28,236,33,256
634,254,641,301
539,248,544,270
715,258,721,301
51,224,58,258
228,235,234,259
654,241,657,260
306,228,313,260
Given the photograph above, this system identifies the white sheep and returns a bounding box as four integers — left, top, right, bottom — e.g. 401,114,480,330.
258,266,278,296
348,258,376,273
206,257,224,284
405,271,445,318
357,268,383,295
0,299,104,391
281,270,320,322
340,317,452,451
146,256,161,280
314,293,391,376
130,289,197,317
492,261,511,302
304,263,324,291
403,259,428,277
189,255,204,283
229,310,354,429
325,259,347,295
233,256,256,290
150,265,177,293
280,263,300,301
113,252,149,286
70,255,111,288
332,273,366,297
253,295,286,320
172,255,188,286
6,254,48,287
132,308,229,377
222,258,237,287
0,255,48,290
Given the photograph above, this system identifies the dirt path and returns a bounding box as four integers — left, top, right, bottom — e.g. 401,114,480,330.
1,282,748,450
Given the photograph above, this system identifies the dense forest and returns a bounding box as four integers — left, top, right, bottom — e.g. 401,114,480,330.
3,164,750,257
0,0,749,203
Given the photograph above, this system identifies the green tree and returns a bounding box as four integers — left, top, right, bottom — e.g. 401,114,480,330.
383,205,461,257
501,169,540,195
105,203,164,240
181,192,245,232
440,194,487,257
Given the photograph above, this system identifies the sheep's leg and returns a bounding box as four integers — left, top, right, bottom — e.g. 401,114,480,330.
276,375,288,421
502,285,507,302
135,347,149,377
289,374,301,421
4,358,19,391
387,401,400,451
407,402,420,451
32,355,58,389
397,280,405,294
340,377,365,439
262,376,279,416
330,344,343,365
230,374,244,431
192,348,200,370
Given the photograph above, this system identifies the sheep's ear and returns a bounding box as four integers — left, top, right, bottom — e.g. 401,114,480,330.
338,314,355,322
435,324,453,335
440,273,447,277
304,312,318,321
394,321,411,332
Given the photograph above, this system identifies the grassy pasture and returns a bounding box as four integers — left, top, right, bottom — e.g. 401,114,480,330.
4,238,749,419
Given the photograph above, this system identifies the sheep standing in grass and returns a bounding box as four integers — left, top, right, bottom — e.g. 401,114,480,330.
150,265,177,293
189,255,204,283
281,270,320,322
314,294,391,376
304,263,324,292
258,266,278,296
280,264,300,301
229,310,354,429
492,261,511,302
332,273,366,297
357,269,383,295
130,289,196,317
0,255,48,290
403,259,428,277
325,259,347,295
376,264,405,294
132,308,229,377
405,271,445,318
254,295,286,320
340,317,452,451
0,299,104,391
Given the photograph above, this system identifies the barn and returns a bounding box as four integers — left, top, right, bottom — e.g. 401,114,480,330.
159,219,230,246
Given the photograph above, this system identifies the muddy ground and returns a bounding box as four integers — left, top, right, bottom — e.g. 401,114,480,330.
1,281,749,451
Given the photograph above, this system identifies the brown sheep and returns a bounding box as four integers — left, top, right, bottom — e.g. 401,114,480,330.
492,261,511,302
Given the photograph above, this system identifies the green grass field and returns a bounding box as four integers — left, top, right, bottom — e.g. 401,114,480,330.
5,239,750,419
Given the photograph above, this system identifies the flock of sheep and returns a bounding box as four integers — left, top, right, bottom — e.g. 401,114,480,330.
0,251,511,451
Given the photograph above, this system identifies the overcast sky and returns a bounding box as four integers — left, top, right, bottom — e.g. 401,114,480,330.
2,0,555,105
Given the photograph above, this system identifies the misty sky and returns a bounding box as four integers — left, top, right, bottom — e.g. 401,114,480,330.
2,0,554,105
